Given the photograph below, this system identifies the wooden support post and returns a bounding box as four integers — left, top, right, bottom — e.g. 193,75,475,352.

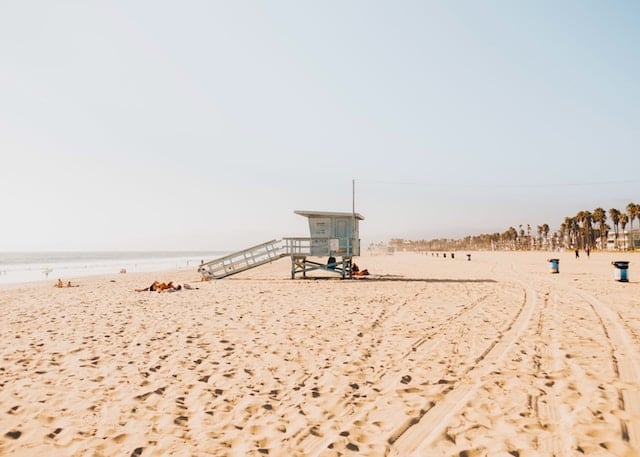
291,255,307,279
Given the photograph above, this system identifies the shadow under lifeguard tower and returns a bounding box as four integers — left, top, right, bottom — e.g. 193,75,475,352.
198,210,364,280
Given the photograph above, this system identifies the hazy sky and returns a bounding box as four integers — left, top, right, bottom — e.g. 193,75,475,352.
2,1,639,251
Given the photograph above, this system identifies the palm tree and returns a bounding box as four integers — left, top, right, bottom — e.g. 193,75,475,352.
517,224,524,249
627,202,639,250
575,211,585,249
491,233,500,250
536,225,543,250
593,207,607,250
506,226,518,250
620,213,629,250
609,208,621,249
562,216,578,249
542,223,550,250
551,230,560,251
575,211,593,250
583,211,593,250
559,220,567,248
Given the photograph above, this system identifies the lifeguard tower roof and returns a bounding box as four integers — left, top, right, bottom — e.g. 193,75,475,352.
294,210,365,220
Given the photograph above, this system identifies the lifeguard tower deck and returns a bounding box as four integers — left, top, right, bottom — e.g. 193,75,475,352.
198,210,364,280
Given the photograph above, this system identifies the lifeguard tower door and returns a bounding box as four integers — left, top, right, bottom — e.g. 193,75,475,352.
336,220,348,252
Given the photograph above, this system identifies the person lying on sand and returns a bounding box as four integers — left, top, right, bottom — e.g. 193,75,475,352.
135,281,182,292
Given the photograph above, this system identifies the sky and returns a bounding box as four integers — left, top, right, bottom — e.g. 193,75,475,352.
1,1,639,251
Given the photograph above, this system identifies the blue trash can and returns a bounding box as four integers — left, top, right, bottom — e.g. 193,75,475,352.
612,261,629,282
548,258,559,274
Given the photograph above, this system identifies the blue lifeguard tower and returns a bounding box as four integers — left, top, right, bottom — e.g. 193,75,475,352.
285,210,364,279
198,210,364,279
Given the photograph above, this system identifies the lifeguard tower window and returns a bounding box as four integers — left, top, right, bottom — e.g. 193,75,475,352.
336,220,348,238
312,219,331,237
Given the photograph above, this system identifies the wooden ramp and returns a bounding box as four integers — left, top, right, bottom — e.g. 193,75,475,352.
199,237,356,280
198,239,288,280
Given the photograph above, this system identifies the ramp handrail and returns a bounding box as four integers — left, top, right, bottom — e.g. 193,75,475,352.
198,239,287,279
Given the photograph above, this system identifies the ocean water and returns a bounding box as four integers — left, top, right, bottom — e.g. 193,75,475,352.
0,251,227,286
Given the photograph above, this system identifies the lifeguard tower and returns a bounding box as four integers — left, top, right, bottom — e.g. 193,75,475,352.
198,210,364,280
285,210,364,279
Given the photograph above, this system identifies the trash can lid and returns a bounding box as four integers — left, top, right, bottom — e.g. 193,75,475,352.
547,258,559,262
613,261,630,268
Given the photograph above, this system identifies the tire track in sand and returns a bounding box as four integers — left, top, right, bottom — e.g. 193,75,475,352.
291,285,496,456
569,285,640,451
528,269,640,454
388,277,537,457
532,288,581,456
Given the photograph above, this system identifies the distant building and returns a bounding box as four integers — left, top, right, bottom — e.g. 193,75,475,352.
606,230,640,250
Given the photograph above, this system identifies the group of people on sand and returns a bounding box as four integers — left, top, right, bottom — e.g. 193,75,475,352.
135,281,198,292
575,248,591,259
54,278,198,292
135,281,182,292
54,279,79,288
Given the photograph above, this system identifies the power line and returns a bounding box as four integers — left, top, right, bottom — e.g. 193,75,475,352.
359,178,640,189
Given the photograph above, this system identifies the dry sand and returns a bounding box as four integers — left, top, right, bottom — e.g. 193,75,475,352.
1,251,640,456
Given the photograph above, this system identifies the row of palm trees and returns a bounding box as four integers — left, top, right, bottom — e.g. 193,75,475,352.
560,203,640,250
388,202,640,252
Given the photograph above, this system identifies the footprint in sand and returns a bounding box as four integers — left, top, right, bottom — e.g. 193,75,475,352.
112,433,128,444
47,427,63,439
346,442,360,451
174,415,188,426
176,396,188,411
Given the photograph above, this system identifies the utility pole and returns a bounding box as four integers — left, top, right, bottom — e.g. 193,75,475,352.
352,179,356,254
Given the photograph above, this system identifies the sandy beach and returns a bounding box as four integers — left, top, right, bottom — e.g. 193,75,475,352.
1,251,640,456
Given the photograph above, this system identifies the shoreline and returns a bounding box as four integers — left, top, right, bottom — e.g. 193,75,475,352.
0,250,227,289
